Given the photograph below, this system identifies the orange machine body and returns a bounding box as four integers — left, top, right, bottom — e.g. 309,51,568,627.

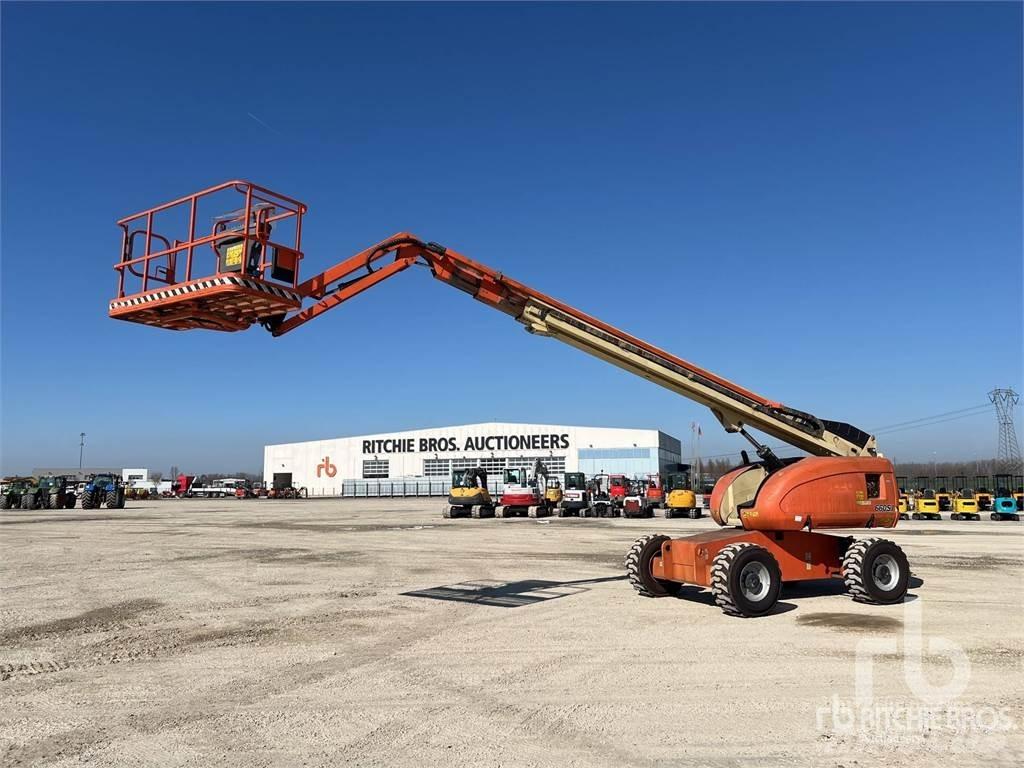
710,456,899,531
652,527,850,587
654,455,900,589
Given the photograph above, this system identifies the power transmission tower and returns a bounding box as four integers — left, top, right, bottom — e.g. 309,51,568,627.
989,388,1022,474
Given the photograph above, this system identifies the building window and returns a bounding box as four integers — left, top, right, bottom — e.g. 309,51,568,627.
423,458,451,477
362,459,389,479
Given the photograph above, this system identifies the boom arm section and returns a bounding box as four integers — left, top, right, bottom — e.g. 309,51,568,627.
270,234,876,459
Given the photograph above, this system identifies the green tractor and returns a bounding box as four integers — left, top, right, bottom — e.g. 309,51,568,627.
0,476,34,510
80,473,126,510
42,475,77,509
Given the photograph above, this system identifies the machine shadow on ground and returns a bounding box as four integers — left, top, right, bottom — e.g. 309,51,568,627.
402,575,627,608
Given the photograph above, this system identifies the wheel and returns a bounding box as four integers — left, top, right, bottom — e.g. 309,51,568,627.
558,509,567,517
105,490,119,509
710,543,782,617
951,513,959,520
49,493,60,510
80,492,93,509
663,508,674,519
20,495,31,509
625,534,681,597
843,538,909,605
911,513,920,520
65,495,76,509
0,496,8,510
689,508,701,519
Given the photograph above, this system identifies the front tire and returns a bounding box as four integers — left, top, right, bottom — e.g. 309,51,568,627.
710,543,782,617
625,534,682,598
843,538,909,605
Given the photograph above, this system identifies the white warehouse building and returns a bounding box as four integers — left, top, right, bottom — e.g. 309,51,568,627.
264,422,682,496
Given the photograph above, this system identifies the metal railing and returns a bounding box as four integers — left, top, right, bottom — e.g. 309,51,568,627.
303,479,509,498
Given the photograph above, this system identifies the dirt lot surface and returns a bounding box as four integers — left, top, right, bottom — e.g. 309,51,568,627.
1,498,1022,767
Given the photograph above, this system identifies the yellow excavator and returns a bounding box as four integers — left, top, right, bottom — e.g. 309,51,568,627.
663,466,700,519
445,468,494,519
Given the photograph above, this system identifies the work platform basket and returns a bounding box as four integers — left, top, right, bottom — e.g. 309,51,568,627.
110,181,307,331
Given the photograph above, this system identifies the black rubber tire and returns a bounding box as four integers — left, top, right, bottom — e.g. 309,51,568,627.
843,537,909,605
711,543,782,617
49,493,60,510
689,509,701,519
105,490,118,509
625,534,682,598
20,494,31,509
663,509,674,519
911,513,921,520
65,495,76,509
0,496,8,510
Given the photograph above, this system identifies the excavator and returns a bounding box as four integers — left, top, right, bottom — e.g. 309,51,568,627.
445,467,494,519
497,461,559,518
663,466,700,519
108,180,911,617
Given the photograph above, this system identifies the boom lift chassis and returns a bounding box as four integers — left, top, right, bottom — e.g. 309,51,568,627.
110,181,911,617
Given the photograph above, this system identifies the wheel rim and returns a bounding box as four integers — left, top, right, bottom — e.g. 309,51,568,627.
872,553,900,591
739,561,770,602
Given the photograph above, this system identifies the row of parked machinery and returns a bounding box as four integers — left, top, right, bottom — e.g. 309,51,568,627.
443,464,709,520
0,473,127,510
896,474,1023,522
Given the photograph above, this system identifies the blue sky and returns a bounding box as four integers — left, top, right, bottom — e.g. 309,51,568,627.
2,2,1021,474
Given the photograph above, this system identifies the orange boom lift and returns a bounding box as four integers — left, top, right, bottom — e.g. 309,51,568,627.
110,181,910,617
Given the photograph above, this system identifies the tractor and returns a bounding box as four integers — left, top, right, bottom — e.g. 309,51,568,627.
80,473,126,509
0,477,34,510
39,475,77,509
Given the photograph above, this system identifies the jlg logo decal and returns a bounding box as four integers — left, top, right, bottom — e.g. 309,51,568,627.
316,456,337,478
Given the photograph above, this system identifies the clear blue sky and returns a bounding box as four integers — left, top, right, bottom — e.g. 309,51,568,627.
2,2,1021,474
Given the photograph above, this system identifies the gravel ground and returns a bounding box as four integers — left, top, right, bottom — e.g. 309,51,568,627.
1,498,1021,767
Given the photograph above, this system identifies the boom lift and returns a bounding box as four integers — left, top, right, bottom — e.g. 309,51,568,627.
108,181,910,617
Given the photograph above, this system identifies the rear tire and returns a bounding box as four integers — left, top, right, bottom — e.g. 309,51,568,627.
663,509,674,519
843,538,909,605
625,534,681,598
105,490,119,509
710,543,782,617
0,496,8,510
